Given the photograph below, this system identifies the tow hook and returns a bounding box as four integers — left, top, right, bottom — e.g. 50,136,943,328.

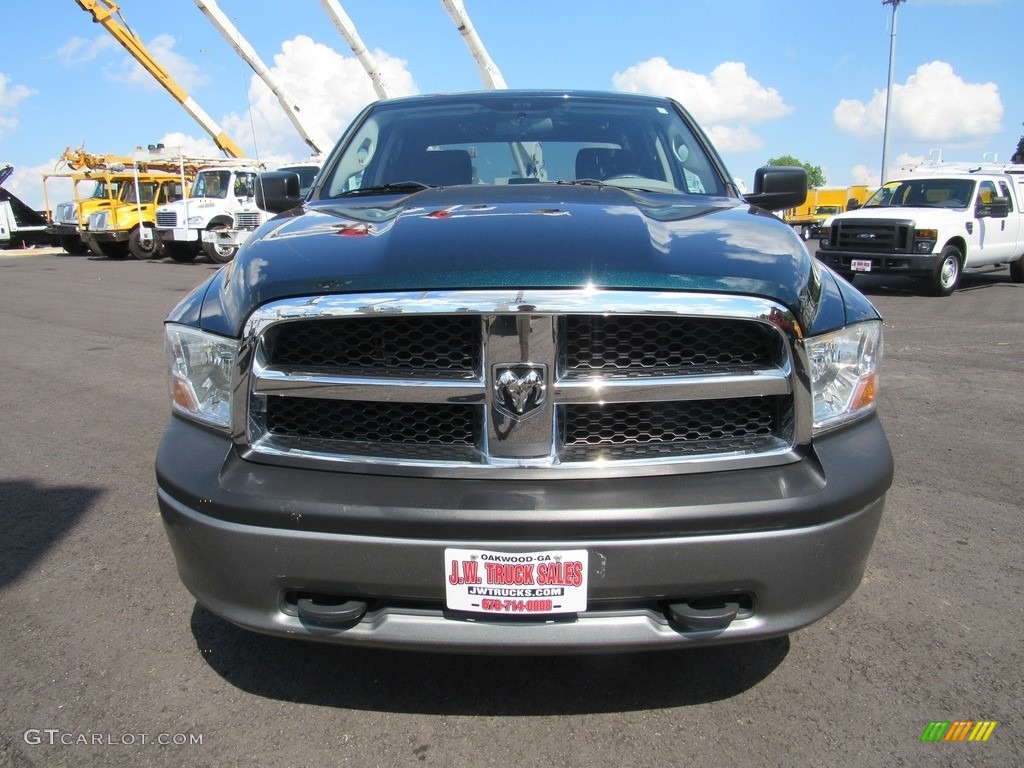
296,596,368,626
666,600,740,631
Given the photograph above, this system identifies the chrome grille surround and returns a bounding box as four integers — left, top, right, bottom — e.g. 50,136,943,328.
236,290,809,479
156,211,178,228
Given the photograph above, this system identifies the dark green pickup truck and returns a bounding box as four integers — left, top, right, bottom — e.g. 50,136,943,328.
156,90,892,654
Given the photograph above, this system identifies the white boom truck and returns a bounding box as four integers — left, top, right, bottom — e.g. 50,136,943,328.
155,163,266,263
817,162,1024,296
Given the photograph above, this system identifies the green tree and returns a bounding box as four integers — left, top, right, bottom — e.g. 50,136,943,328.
1012,134,1024,164
766,154,827,188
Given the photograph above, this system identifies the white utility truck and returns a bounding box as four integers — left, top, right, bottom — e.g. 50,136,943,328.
155,163,266,263
817,162,1024,295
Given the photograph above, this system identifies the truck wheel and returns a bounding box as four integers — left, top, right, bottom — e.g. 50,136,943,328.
60,236,89,255
926,245,962,297
202,227,238,264
801,225,811,241
129,227,161,260
94,241,130,260
1010,257,1024,283
165,243,198,263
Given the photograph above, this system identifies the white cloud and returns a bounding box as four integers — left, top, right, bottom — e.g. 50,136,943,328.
149,131,224,159
611,57,792,153
220,35,418,160
55,35,118,67
107,33,210,93
0,73,36,138
704,125,764,154
849,164,877,187
833,61,1002,143
4,159,73,211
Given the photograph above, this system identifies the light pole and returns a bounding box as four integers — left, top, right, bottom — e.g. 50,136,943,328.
880,0,906,185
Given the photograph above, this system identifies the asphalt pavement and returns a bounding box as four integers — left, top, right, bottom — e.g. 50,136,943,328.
0,247,1020,767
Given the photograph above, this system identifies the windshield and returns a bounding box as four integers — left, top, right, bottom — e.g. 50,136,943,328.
81,179,121,201
121,181,158,205
190,170,231,199
278,165,320,196
864,179,974,208
323,94,726,198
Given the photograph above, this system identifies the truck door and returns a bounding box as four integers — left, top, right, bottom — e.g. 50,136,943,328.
973,179,1018,264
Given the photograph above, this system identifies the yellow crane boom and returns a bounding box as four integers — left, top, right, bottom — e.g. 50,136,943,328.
73,0,246,158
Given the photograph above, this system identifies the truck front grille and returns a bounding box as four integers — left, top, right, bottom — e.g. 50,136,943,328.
267,316,480,373
55,202,77,225
234,212,262,229
156,211,177,228
564,315,780,375
831,219,913,253
239,290,801,478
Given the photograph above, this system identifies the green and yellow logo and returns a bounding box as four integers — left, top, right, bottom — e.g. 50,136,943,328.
921,721,997,742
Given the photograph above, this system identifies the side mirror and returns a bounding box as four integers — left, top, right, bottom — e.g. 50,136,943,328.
255,171,303,213
976,196,1010,219
744,166,807,212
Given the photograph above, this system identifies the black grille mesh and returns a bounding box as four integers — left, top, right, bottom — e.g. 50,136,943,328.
833,222,912,252
562,397,781,447
265,316,480,372
564,316,781,374
267,397,476,445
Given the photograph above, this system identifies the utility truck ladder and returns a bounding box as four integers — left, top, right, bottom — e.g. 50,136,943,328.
439,0,544,180
73,0,246,158
440,0,506,90
193,0,335,156
318,0,391,99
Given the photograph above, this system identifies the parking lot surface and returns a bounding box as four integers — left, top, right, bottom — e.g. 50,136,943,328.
0,249,1020,767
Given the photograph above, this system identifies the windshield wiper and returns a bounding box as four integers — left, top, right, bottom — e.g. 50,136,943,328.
335,181,434,198
556,179,608,188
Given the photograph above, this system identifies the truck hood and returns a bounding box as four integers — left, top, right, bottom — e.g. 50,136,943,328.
189,184,847,336
827,205,969,224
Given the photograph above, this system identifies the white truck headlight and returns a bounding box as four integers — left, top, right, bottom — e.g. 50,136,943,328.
806,320,882,433
165,324,238,429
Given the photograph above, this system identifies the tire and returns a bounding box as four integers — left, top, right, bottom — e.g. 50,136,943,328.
60,235,89,255
926,244,962,297
202,227,238,264
165,243,198,263
93,241,130,260
1010,256,1024,283
129,227,161,260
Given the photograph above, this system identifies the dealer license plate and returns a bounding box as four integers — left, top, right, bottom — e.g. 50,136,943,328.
444,548,588,614
851,259,873,272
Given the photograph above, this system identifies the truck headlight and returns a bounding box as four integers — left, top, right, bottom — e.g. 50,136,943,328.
187,216,205,226
913,229,937,253
165,324,238,430
805,320,882,433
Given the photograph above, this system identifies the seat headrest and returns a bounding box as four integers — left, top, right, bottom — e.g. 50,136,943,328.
403,149,473,186
575,147,635,181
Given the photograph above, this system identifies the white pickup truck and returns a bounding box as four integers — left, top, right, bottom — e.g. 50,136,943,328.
817,163,1024,296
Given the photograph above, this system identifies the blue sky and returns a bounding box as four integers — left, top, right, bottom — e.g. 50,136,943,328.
2,0,1020,208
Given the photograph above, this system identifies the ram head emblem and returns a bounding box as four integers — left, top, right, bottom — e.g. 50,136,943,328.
493,365,547,419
